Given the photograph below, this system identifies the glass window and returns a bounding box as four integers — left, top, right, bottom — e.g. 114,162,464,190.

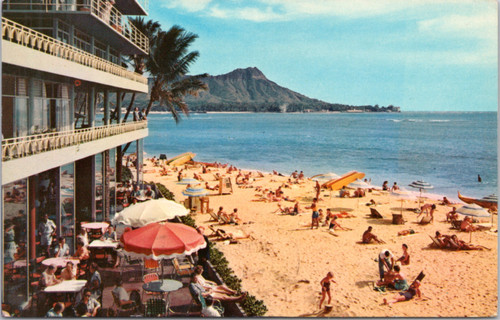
108,148,116,220
35,168,59,258
61,163,75,255
95,153,104,221
3,179,28,308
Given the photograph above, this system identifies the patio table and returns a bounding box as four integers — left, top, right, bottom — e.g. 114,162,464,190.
42,257,80,269
142,279,182,316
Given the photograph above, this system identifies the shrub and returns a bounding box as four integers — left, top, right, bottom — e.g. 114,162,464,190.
154,182,268,316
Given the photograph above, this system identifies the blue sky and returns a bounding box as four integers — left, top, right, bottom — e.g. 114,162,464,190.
147,0,498,111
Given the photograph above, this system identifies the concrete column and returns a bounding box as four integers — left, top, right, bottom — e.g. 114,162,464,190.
29,176,37,260
136,139,143,185
69,84,75,129
103,90,110,125
28,78,35,134
116,90,122,124
88,86,95,127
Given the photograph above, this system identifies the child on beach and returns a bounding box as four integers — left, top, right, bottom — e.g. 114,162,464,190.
319,272,336,309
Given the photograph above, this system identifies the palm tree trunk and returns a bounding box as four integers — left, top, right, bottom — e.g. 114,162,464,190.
122,92,137,123
145,97,155,116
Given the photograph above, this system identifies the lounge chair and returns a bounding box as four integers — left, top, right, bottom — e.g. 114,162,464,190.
188,283,224,316
428,235,444,248
370,208,383,219
392,213,405,225
208,210,220,222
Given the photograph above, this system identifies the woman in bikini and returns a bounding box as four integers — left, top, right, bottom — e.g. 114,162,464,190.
396,243,410,265
319,272,336,309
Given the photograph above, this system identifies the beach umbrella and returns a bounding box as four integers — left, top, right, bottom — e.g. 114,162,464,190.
311,173,340,183
112,198,189,228
456,203,491,242
409,180,434,210
178,178,201,185
182,186,209,197
348,179,376,189
391,189,416,215
121,221,206,276
480,194,498,205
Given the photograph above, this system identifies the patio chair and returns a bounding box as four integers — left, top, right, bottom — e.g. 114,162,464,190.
142,273,161,300
419,215,432,225
111,290,140,316
209,210,220,222
142,258,160,278
144,298,167,317
172,257,195,279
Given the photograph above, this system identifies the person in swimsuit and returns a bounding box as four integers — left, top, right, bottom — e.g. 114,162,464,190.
307,198,320,229
383,280,421,305
329,216,349,231
319,272,336,309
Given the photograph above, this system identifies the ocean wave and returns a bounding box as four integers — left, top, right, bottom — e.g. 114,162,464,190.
429,120,450,122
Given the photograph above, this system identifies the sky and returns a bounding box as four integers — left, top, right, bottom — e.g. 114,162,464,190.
147,0,498,111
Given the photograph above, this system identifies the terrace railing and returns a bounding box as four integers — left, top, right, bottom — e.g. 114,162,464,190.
2,0,149,54
2,17,147,85
2,120,148,161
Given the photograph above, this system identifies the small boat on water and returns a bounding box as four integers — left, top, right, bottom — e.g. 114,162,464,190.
322,171,365,190
457,191,498,210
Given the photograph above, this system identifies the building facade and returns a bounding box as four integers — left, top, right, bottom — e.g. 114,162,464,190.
2,0,149,310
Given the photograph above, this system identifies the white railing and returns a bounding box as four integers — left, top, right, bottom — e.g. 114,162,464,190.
2,17,147,85
2,0,149,54
2,121,148,161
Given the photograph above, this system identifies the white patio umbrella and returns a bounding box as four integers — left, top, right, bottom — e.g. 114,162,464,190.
112,198,189,228
391,188,417,215
457,203,491,242
311,172,340,183
409,180,434,210
178,178,201,185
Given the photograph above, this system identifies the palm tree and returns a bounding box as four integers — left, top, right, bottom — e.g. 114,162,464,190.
145,25,208,122
121,17,161,122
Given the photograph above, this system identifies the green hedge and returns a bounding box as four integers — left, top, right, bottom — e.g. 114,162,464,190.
154,182,268,316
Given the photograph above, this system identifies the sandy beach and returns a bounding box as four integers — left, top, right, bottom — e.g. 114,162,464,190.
142,158,498,317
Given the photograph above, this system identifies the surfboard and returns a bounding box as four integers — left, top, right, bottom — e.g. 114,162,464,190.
166,152,196,166
321,171,365,190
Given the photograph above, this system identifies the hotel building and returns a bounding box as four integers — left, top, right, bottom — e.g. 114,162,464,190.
2,0,149,309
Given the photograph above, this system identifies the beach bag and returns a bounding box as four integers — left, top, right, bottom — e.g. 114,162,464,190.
394,279,409,291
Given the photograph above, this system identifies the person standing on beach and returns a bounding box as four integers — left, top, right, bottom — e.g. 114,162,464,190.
319,272,336,309
307,198,320,229
378,249,395,281
315,181,321,200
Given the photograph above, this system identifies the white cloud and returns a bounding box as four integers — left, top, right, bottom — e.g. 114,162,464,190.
209,5,284,22
418,12,497,40
162,0,213,12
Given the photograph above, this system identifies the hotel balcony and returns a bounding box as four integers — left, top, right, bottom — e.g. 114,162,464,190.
2,120,148,184
114,0,148,15
3,0,149,55
2,17,148,92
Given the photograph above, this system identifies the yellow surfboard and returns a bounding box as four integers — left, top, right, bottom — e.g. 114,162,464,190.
321,171,365,190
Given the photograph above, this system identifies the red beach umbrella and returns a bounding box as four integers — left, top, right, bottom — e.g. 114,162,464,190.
121,222,206,260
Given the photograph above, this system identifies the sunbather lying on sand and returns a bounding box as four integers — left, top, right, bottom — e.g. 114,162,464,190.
210,228,253,241
383,280,422,305
460,216,489,232
449,235,488,250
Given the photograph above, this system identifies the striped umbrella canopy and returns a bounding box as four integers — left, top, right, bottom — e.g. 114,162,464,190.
311,172,340,183
182,186,209,197
481,194,498,203
456,203,491,218
177,178,201,185
409,180,434,209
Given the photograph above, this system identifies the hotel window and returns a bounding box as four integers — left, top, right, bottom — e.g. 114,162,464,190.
95,153,104,221
30,80,50,135
34,168,59,258
2,75,29,138
94,39,107,60
3,179,29,308
56,19,71,45
61,163,75,254
44,81,72,132
109,48,119,65
74,29,92,53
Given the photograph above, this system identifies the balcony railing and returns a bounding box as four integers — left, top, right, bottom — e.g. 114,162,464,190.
2,120,148,161
2,17,147,85
2,0,149,54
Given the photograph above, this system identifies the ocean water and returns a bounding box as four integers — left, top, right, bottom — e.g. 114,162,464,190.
142,112,497,199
